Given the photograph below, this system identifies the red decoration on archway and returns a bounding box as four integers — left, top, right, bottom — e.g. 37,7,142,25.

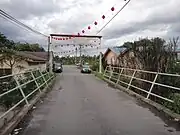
88,26,91,29
102,15,105,19
111,7,115,11
82,30,85,33
94,21,97,25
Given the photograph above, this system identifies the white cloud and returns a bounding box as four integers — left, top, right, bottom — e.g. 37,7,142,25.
0,0,180,55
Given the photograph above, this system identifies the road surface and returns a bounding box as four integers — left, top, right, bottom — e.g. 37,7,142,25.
19,66,179,135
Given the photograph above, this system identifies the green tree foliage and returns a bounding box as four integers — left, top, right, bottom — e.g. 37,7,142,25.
56,55,98,65
121,37,180,113
0,32,45,52
0,32,15,49
0,49,25,72
15,43,45,52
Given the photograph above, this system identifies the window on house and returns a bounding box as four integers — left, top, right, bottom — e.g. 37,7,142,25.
0,69,12,77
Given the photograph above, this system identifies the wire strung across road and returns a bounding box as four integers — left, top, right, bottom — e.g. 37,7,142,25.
96,0,131,35
0,9,48,37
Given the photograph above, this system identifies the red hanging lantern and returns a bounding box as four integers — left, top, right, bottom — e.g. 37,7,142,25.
88,26,91,30
94,21,97,25
59,38,62,40
82,30,85,33
69,37,71,39
111,7,115,11
66,37,68,40
63,38,65,40
102,15,105,19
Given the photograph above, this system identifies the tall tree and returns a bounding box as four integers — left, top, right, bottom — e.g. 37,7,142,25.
15,43,45,52
0,49,24,72
0,33,15,49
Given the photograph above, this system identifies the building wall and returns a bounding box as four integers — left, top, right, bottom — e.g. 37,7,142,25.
118,51,142,69
105,51,118,65
0,60,46,75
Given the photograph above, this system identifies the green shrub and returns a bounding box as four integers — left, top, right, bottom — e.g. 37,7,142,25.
91,62,99,71
164,93,180,114
0,71,52,109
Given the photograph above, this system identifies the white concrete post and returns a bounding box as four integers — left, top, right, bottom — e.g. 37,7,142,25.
146,73,159,99
40,70,48,87
30,71,41,93
99,39,102,73
127,70,136,90
14,76,29,105
116,68,124,85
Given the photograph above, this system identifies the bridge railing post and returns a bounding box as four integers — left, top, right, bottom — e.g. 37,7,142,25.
116,68,123,85
40,70,48,87
30,70,41,93
14,76,29,105
109,66,114,80
127,70,136,90
146,73,159,99
103,66,108,77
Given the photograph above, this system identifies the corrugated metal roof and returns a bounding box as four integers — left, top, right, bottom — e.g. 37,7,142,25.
17,51,48,61
110,47,127,55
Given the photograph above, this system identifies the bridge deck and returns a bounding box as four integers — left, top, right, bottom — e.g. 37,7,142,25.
20,66,179,135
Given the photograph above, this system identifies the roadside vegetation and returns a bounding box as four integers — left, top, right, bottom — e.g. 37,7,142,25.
0,32,47,108
103,37,180,114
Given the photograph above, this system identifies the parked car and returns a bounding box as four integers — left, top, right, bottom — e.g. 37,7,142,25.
53,63,63,73
81,65,91,73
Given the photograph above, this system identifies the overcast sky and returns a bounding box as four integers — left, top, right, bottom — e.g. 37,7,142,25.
0,0,180,55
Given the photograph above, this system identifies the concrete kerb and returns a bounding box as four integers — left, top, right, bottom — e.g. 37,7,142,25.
94,72,180,121
0,76,56,135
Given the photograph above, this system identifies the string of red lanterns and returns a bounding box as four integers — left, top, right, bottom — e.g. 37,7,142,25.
52,0,127,41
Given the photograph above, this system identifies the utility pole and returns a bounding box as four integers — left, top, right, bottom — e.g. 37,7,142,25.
75,47,77,64
47,36,50,72
79,45,82,65
99,39,102,73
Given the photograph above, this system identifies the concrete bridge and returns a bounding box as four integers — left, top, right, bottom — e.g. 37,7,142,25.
0,66,179,135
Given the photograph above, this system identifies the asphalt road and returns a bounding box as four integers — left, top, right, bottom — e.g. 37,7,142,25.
20,66,180,135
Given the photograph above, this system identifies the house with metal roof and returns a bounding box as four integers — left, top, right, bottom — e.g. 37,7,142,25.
0,51,53,76
103,46,127,66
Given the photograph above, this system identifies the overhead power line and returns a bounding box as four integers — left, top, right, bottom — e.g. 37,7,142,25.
0,9,48,37
96,0,131,34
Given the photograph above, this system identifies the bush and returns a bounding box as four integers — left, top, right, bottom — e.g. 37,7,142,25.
0,71,51,109
91,62,99,71
164,93,180,114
